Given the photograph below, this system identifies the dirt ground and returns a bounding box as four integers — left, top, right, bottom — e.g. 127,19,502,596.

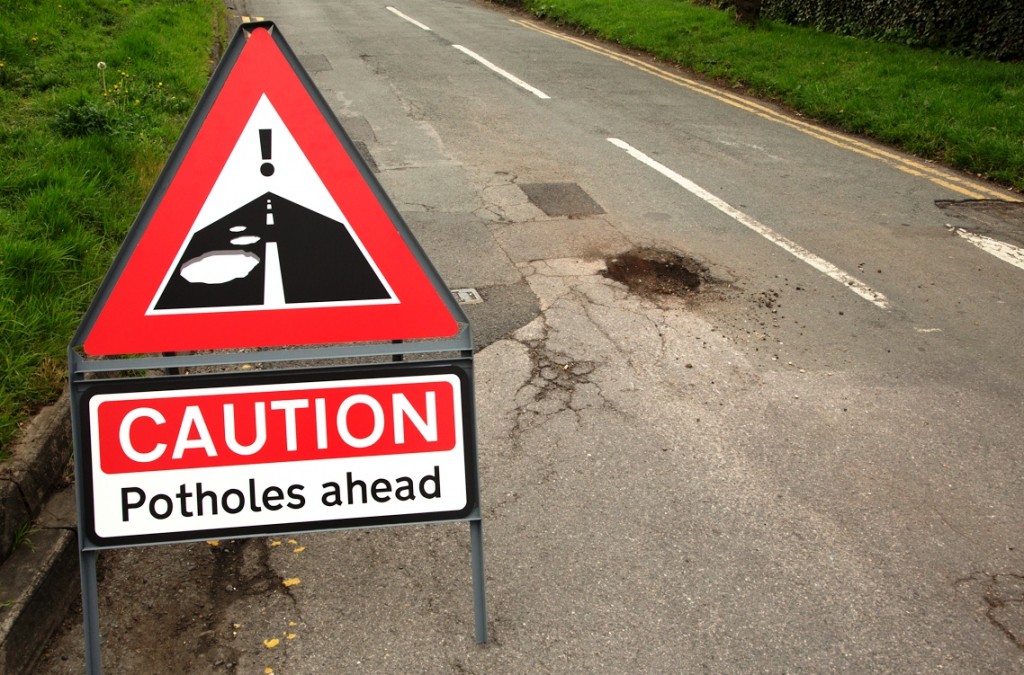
37,537,298,673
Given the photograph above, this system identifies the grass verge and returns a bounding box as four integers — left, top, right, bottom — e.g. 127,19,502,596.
0,0,225,457
518,0,1024,191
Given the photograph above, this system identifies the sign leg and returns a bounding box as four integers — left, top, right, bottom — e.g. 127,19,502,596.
80,549,103,674
470,518,488,643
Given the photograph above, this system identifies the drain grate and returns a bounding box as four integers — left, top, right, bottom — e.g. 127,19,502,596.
519,182,605,217
452,287,483,305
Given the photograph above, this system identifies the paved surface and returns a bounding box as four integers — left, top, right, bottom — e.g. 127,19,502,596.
39,0,1024,672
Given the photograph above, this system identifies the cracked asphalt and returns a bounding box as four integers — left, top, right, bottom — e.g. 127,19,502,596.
39,0,1024,672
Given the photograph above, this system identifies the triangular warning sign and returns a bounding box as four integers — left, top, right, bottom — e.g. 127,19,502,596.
75,23,461,356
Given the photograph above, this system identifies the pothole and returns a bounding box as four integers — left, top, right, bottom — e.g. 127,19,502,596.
603,247,716,299
936,198,1024,221
935,199,1024,248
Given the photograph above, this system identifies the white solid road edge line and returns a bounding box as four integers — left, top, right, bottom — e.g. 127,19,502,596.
453,45,551,100
607,138,890,310
949,226,1024,271
386,6,431,31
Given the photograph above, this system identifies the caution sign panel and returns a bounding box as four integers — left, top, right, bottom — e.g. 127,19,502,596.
77,361,477,546
75,24,461,356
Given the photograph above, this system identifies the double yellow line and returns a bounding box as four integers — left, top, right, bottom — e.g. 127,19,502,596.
511,18,1016,202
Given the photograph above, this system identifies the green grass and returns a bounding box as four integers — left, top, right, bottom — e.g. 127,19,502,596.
523,0,1024,191
10,521,36,553
0,0,225,457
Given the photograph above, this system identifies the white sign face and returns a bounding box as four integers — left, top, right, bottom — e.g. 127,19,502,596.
83,370,472,543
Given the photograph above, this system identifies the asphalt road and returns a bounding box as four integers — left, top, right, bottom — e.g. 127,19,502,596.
40,0,1024,672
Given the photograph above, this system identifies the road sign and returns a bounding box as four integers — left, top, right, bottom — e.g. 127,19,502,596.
69,24,487,665
75,24,461,356
76,360,477,547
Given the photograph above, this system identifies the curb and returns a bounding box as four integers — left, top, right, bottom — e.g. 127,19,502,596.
0,395,79,674
0,393,72,555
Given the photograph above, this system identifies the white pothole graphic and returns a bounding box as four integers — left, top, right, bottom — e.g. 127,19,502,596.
229,226,247,233
180,250,260,284
230,236,261,246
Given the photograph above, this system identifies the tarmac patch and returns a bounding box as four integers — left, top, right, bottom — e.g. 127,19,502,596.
297,54,332,73
519,182,605,217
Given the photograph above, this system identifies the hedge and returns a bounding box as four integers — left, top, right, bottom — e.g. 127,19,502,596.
699,0,1024,60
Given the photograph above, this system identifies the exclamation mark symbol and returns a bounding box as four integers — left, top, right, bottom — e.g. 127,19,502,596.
259,128,274,176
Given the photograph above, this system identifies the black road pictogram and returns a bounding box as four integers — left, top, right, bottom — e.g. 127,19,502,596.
155,192,391,310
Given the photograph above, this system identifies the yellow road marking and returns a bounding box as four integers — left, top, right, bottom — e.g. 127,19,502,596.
511,18,1016,202
241,15,265,23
